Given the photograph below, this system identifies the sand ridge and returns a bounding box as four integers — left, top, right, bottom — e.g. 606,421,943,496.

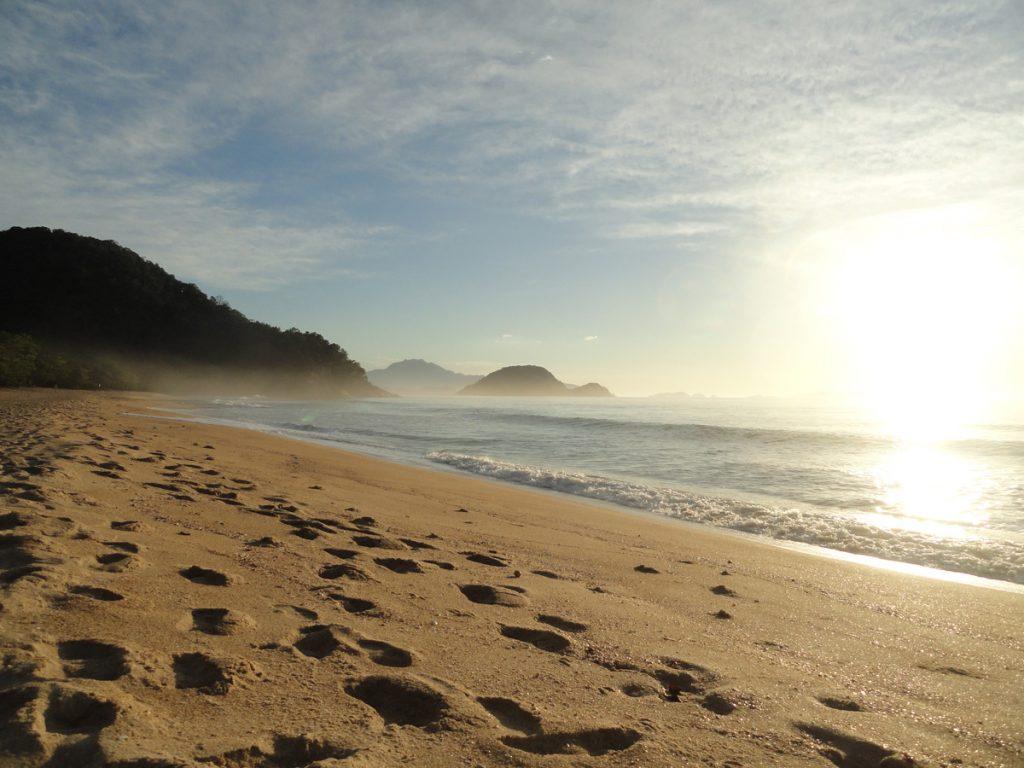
0,390,1021,767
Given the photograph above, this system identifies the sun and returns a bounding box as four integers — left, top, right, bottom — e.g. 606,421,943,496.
819,209,1018,441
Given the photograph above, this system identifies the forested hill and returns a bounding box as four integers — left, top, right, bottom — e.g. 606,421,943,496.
0,227,385,397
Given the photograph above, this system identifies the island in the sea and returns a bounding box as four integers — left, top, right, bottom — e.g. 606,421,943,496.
459,365,613,397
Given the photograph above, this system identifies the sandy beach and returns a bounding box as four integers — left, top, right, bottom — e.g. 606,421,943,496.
1,389,1021,768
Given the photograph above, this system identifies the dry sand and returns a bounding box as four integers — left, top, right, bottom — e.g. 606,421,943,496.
0,389,1021,768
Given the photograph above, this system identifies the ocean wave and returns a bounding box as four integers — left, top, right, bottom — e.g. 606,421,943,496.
275,422,492,445
487,412,1024,457
211,397,269,408
489,411,892,448
426,451,1024,584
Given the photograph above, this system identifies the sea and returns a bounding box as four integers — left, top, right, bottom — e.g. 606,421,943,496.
184,395,1024,587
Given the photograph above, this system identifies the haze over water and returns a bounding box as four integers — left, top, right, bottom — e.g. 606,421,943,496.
192,395,1024,586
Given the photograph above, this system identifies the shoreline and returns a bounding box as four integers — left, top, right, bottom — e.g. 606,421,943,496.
146,401,1024,595
2,389,1021,767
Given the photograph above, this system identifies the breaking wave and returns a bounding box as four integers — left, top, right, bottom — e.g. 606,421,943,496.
426,450,1024,584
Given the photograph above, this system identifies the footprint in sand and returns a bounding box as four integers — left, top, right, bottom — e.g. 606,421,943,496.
352,534,407,550
795,723,915,767
57,640,129,681
425,560,456,571
246,536,281,548
0,533,53,578
179,565,232,586
318,563,371,581
816,695,865,712
200,735,356,767
477,696,542,734
67,585,124,602
501,728,641,757
293,626,358,659
917,663,984,679
101,541,139,553
531,569,563,580
172,652,256,695
357,638,414,668
324,593,379,615
275,604,319,621
311,517,346,532
94,552,139,572
281,517,333,538
323,547,360,560
144,482,181,493
2,565,48,586
373,557,423,574
189,608,251,636
700,691,738,715
399,538,437,551
345,674,449,728
619,680,661,698
649,658,721,701
0,682,118,757
0,512,29,530
46,684,119,734
536,614,587,633
500,625,571,654
459,584,529,607
292,625,412,667
463,552,509,567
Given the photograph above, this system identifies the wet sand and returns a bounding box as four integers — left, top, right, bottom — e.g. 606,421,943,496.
1,389,1021,767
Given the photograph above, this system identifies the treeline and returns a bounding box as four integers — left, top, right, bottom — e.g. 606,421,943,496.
0,227,383,396
0,332,136,389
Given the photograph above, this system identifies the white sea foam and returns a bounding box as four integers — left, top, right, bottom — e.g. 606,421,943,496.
211,396,269,408
426,450,1024,584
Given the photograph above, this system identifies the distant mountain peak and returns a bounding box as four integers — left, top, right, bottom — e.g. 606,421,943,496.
367,359,481,395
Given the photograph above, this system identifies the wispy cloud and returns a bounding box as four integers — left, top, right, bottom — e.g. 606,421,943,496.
497,333,541,346
584,335,598,342
1,1,1021,287
609,222,725,240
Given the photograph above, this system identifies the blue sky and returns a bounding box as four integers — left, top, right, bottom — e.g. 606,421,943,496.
2,1,1022,398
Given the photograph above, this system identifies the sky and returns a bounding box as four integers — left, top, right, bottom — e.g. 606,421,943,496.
2,1,1023,402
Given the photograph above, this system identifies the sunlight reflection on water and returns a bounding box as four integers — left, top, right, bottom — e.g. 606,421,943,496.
864,442,991,539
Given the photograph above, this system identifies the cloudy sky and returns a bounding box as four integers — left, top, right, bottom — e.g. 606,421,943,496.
2,1,1022,399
